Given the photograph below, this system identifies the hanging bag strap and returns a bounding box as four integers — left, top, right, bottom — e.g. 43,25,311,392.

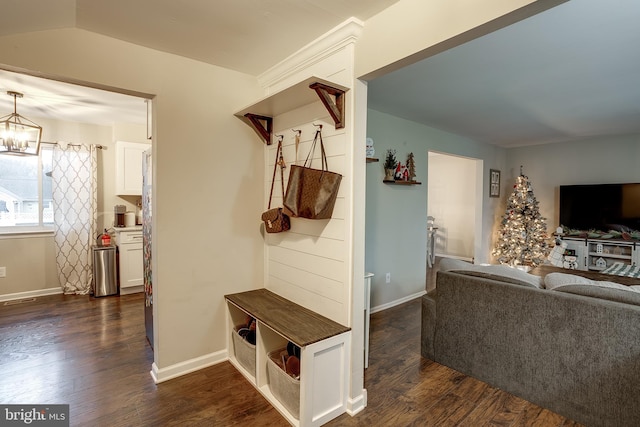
304,128,328,172
267,139,285,209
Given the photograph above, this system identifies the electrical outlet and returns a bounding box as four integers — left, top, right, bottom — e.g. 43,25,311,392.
385,272,391,283
0,267,6,278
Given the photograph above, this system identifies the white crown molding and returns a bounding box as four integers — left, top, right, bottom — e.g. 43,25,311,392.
258,17,364,90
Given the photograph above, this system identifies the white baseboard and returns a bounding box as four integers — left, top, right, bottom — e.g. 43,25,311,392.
346,389,367,416
119,285,143,295
150,349,228,384
0,287,63,303
370,290,426,314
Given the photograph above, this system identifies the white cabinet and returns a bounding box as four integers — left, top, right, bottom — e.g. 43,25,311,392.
116,141,150,196
561,237,638,271
226,289,351,427
115,228,143,294
586,239,636,271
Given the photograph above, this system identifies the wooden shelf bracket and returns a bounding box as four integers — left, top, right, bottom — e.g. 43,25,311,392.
310,82,346,129
236,78,348,143
244,113,273,145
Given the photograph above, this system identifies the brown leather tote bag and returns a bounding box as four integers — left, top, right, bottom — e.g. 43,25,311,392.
283,129,342,219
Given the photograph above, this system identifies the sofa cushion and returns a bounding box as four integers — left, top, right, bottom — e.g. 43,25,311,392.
545,272,640,306
438,258,543,289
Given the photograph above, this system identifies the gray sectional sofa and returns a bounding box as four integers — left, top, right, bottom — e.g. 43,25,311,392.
421,259,640,427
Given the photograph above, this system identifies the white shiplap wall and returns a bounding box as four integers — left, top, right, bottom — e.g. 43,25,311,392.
264,102,349,326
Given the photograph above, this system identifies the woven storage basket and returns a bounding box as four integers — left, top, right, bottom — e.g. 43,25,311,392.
232,325,256,377
267,348,301,419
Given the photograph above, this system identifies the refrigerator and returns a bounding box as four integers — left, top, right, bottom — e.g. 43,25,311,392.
143,148,153,348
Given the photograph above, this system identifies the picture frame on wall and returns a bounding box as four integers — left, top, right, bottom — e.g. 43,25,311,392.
490,169,501,198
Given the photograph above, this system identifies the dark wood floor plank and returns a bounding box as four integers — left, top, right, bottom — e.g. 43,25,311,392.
451,374,497,405
419,392,478,427
513,404,565,427
0,260,581,426
459,388,527,427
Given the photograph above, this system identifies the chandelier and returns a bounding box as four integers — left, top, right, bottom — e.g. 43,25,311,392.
0,91,42,156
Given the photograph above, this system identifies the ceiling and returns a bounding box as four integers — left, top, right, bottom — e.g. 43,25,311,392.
0,0,638,148
0,0,397,129
0,0,398,76
368,0,640,147
0,70,148,127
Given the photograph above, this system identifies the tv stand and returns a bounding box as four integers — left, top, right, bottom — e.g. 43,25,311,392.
560,236,639,272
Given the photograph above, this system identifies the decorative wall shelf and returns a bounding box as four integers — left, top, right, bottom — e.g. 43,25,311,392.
235,76,349,144
383,180,422,185
366,157,379,163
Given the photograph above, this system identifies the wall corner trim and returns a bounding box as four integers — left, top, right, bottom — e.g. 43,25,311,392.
150,349,227,384
346,388,367,416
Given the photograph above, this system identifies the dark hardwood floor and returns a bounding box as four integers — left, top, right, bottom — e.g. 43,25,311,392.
0,267,580,426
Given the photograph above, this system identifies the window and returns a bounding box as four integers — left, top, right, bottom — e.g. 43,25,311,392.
0,146,53,230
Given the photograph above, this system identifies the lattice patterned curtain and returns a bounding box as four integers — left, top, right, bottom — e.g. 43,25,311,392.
51,143,98,294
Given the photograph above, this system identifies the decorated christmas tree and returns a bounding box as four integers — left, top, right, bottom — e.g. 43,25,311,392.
492,168,550,267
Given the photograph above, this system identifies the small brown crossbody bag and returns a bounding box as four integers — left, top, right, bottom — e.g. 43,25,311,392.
261,139,291,233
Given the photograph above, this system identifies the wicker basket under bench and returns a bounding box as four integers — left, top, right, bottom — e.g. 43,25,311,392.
225,289,351,427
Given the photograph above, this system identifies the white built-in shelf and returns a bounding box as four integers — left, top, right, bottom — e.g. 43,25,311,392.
588,252,632,260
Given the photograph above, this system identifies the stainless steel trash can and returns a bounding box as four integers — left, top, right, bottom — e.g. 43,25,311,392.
92,245,118,297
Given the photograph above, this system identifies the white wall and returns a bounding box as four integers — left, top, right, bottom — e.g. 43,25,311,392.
505,134,640,231
265,112,350,324
366,123,640,313
428,152,478,260
0,28,265,373
0,234,57,298
366,109,506,309
0,0,566,394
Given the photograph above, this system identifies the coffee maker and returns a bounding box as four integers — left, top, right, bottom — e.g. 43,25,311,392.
114,205,126,227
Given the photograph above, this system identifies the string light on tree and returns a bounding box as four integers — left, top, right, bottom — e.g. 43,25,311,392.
492,166,550,267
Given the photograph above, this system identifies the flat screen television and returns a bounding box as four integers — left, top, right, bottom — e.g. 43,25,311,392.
559,183,640,231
